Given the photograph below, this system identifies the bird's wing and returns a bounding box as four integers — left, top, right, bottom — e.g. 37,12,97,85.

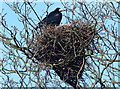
42,12,62,25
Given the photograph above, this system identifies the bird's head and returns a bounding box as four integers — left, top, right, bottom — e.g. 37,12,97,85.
55,8,65,12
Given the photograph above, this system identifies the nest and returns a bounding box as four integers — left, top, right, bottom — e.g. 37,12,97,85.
29,21,95,88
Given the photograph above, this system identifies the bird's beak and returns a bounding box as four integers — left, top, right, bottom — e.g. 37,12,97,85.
59,9,65,12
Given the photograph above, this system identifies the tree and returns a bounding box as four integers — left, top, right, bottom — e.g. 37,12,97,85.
0,1,120,89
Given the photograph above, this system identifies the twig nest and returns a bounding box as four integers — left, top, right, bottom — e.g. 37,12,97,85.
29,21,96,88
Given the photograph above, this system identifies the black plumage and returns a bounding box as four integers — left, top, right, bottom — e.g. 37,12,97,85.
36,8,64,30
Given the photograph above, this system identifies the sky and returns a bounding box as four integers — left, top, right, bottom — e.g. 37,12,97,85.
0,0,120,88
0,1,69,87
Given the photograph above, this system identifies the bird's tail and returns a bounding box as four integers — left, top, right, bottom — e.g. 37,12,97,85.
35,22,43,31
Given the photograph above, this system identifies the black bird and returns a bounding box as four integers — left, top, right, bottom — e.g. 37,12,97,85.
36,8,64,30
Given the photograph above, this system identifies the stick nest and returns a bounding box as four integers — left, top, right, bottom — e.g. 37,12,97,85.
29,21,96,88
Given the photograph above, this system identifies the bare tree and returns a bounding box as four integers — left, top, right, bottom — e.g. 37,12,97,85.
0,1,120,89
